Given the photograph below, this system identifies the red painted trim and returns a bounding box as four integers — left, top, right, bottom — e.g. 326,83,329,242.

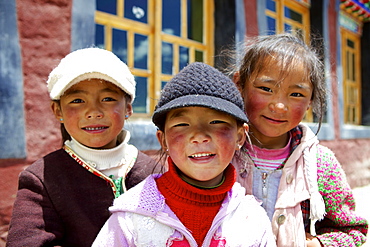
328,0,340,140
244,0,259,37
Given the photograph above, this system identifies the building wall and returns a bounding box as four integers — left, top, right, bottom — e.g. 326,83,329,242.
0,2,26,236
323,0,370,188
0,1,26,160
0,0,72,243
17,0,71,161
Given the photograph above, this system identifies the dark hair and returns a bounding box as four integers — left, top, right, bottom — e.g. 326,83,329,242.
225,33,327,132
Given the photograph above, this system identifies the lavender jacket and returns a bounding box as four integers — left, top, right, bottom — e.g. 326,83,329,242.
93,174,276,247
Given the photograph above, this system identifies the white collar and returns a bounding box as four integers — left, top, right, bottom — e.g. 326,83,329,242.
64,130,131,171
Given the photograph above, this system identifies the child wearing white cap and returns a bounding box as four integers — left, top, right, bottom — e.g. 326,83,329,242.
6,48,158,247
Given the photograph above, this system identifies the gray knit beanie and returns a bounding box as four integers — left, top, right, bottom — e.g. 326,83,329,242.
152,62,248,130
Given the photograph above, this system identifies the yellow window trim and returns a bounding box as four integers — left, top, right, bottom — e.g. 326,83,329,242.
95,0,214,115
341,27,362,124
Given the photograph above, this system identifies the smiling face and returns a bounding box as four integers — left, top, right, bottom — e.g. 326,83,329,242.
156,106,246,187
51,79,132,149
241,59,313,149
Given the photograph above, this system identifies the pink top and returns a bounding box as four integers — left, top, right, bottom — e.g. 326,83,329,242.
245,135,291,170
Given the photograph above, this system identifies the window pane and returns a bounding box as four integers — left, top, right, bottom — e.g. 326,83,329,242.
351,108,355,123
162,42,173,74
195,50,203,62
188,0,203,42
124,0,148,23
112,28,127,63
352,53,355,81
161,81,167,89
346,51,350,80
96,0,116,15
266,0,276,12
284,7,302,23
95,24,105,48
267,16,276,34
132,76,148,113
162,0,181,36
350,88,355,103
284,23,292,33
134,34,148,69
179,46,189,70
347,39,355,48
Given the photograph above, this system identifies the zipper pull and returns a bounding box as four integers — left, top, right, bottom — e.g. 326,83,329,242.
262,172,268,198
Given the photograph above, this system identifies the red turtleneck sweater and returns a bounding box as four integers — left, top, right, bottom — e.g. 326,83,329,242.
156,158,236,246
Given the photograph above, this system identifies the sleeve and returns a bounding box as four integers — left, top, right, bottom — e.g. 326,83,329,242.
315,145,368,246
249,197,277,247
92,212,131,247
259,206,277,247
125,151,161,189
6,168,64,247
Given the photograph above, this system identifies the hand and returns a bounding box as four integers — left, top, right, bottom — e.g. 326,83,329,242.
306,232,322,247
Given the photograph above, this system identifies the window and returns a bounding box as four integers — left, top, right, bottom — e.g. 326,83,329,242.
95,0,214,115
265,0,310,41
341,28,361,124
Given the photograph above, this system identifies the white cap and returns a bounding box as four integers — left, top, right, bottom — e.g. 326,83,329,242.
47,47,136,102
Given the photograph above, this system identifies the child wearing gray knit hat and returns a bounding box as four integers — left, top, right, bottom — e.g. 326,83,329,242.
152,62,248,131
93,62,275,247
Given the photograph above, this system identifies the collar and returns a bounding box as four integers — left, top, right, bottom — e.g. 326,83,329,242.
64,130,131,171
290,125,302,152
157,157,236,204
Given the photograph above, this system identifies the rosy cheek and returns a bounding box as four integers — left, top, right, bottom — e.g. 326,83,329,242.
108,105,125,120
113,105,124,115
245,95,265,115
246,101,261,114
169,133,185,144
64,108,80,119
166,133,186,157
290,104,309,123
215,129,236,144
111,110,123,121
